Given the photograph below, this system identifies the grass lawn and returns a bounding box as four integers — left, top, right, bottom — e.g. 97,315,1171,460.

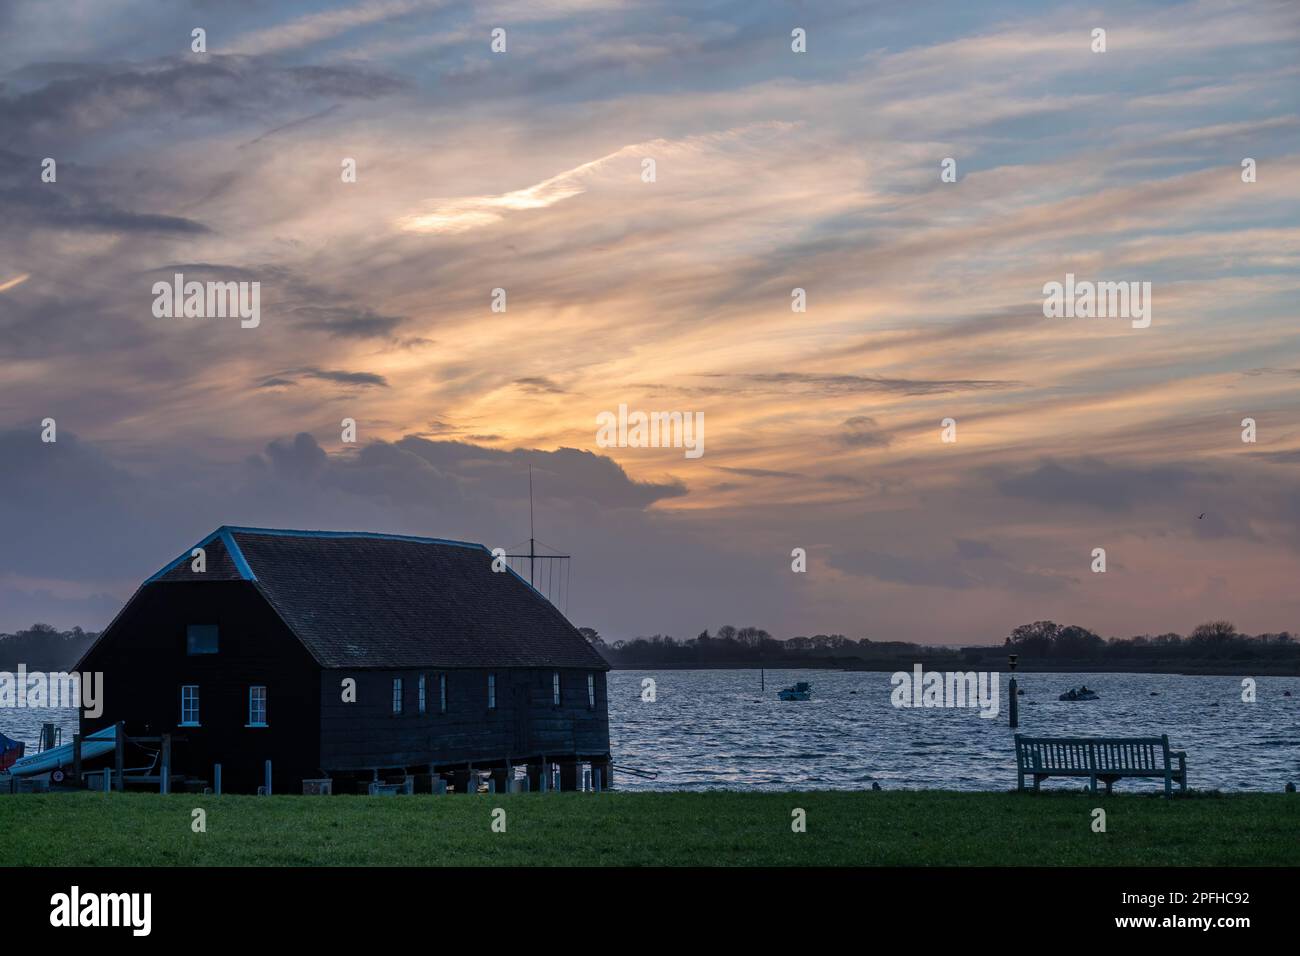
1,790,1295,866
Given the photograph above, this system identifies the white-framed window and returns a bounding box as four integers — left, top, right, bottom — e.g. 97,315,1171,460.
418,674,427,714
248,686,267,727
439,673,447,714
392,677,403,714
180,685,200,726
552,671,561,707
488,673,496,710
587,673,596,710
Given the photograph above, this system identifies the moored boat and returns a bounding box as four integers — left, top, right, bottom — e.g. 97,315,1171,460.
1058,687,1099,701
778,681,812,701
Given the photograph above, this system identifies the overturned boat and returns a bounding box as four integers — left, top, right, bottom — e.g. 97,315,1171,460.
8,724,117,777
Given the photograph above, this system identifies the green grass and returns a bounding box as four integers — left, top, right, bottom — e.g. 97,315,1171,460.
1,790,1295,866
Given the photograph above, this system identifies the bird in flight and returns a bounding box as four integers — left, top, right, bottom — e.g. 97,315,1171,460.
1198,513,1206,519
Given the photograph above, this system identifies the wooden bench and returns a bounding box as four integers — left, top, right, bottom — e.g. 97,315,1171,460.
1015,734,1188,797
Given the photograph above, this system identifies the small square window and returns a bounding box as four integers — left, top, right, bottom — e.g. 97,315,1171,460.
186,625,219,655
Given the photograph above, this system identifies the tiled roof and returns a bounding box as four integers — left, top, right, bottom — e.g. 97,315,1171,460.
146,527,608,671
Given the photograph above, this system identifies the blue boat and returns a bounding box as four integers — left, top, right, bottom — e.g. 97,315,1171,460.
778,681,812,701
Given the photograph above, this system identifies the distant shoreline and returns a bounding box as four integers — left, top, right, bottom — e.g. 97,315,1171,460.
608,659,1300,677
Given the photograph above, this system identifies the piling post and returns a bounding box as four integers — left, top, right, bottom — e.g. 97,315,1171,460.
593,769,602,793
114,721,125,791
102,766,110,792
72,733,82,786
264,760,272,796
160,734,171,794
214,764,222,795
1008,654,1019,729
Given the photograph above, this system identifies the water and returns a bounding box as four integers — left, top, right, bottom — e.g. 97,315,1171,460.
609,670,1300,792
8,670,1297,791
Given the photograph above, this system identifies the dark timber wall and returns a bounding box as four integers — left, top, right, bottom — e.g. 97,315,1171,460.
78,581,322,794
319,667,609,771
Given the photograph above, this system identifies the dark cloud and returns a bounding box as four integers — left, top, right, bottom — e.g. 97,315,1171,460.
716,466,803,480
839,415,891,447
277,367,390,387
514,377,568,394
0,185,209,235
263,432,328,480
0,55,405,145
996,458,1197,512
702,372,1020,396
290,305,405,339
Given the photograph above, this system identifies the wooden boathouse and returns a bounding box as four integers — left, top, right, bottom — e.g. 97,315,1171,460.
74,527,612,794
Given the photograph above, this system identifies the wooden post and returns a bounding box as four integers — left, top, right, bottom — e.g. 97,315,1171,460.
102,766,111,792
1008,654,1019,729
72,733,82,786
264,760,272,796
114,721,125,791
160,734,171,794
593,768,602,793
559,761,579,792
214,763,222,795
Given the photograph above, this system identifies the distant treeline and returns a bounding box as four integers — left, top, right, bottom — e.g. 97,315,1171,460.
0,624,98,671
583,621,1300,671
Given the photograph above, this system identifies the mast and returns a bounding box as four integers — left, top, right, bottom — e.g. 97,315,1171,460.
529,465,535,587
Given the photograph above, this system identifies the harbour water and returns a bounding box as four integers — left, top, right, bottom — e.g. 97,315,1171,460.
7,669,1297,792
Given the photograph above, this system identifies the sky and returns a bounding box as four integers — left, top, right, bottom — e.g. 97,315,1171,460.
1,0,1299,644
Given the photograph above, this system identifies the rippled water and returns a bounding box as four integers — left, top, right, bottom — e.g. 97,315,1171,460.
8,669,1297,791
609,669,1300,792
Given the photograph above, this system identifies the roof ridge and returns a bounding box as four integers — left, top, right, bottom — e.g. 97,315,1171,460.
222,526,487,551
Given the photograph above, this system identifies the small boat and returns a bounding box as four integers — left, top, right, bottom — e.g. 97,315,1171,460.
1059,688,1099,702
0,731,24,771
778,681,812,701
9,725,117,777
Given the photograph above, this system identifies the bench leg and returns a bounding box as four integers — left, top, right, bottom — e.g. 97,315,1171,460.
1164,773,1172,799
1017,771,1025,791
1033,775,1042,792
1104,779,1113,796
1089,773,1097,793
